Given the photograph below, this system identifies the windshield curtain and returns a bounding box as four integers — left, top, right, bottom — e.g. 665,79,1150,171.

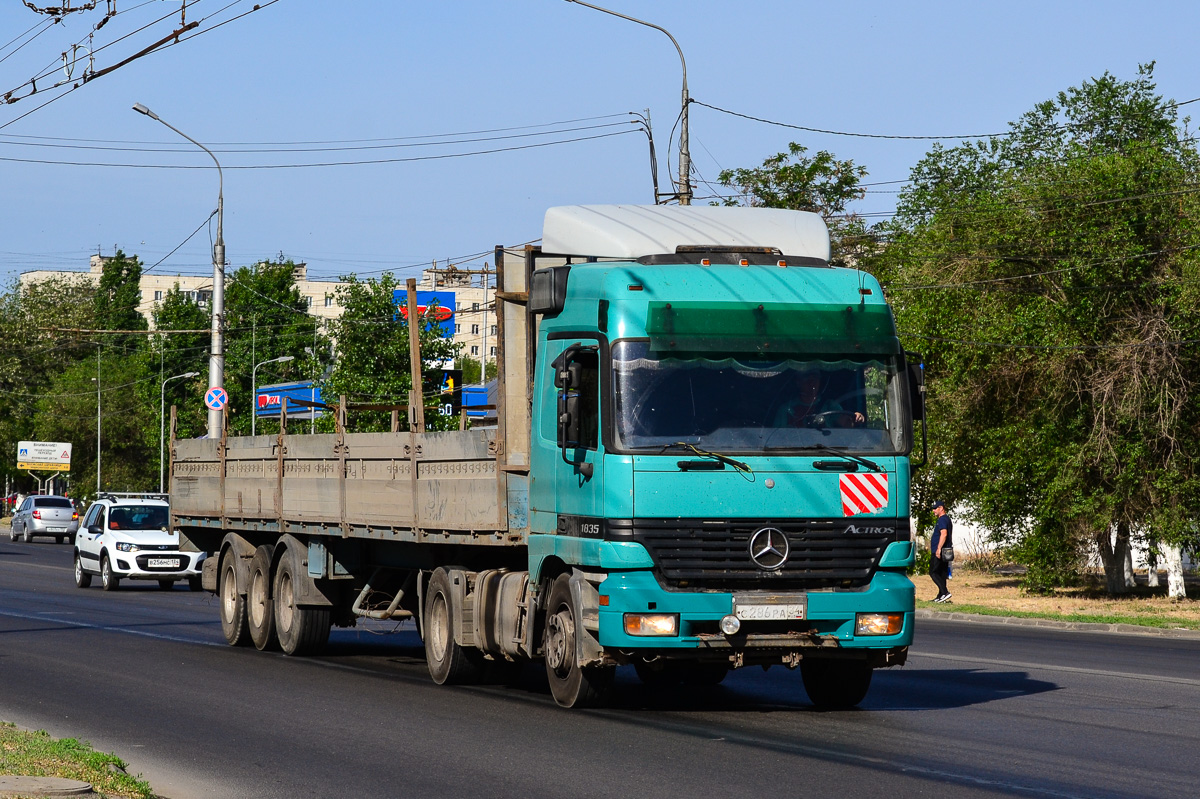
611,340,910,454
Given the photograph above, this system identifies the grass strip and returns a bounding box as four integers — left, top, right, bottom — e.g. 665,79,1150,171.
917,601,1200,631
0,722,154,799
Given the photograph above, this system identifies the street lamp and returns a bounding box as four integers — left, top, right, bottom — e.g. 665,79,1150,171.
132,102,227,436
160,371,200,493
252,356,295,437
564,0,691,204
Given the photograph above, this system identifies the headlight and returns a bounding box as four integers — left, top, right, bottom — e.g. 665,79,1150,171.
115,541,139,552
855,612,903,636
623,613,679,636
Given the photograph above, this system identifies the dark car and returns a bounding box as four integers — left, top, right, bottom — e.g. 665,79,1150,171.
10,495,79,544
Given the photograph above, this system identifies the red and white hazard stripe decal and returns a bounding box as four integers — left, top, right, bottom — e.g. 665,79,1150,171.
840,473,889,516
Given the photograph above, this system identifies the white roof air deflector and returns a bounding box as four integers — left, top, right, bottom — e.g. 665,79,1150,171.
542,205,831,262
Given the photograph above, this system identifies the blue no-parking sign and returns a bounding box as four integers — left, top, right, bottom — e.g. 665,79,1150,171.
205,386,228,411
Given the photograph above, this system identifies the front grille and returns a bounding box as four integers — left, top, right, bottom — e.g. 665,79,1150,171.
623,518,904,590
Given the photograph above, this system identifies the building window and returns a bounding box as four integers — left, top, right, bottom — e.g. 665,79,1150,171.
324,295,333,308
470,346,479,355
154,290,163,301
455,324,461,334
490,346,496,356
471,324,480,334
472,302,480,311
305,296,312,308
490,324,497,335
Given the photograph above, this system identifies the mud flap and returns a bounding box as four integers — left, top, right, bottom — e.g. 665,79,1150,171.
567,569,608,667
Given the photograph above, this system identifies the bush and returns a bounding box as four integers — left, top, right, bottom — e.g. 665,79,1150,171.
1013,529,1083,594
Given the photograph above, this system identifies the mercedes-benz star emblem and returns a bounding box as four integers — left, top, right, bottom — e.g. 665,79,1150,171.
749,527,789,570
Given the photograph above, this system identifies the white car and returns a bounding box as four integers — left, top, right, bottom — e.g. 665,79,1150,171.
73,494,205,591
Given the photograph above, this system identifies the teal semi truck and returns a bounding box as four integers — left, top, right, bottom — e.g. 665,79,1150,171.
169,205,923,708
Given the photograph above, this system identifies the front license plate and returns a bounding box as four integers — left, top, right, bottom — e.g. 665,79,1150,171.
733,594,807,621
149,558,181,569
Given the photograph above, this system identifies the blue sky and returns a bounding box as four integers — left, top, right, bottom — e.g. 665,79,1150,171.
3,1,1200,285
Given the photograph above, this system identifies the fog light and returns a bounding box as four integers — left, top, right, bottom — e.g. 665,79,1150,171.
624,613,679,636
855,612,903,636
719,614,741,635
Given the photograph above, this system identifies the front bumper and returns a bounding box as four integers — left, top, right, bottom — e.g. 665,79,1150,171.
598,569,914,653
111,551,206,580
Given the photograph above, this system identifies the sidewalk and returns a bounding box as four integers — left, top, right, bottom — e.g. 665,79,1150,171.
917,607,1200,640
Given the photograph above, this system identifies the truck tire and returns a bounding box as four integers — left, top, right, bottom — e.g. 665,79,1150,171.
74,552,91,588
219,549,251,647
800,658,873,709
423,568,485,685
100,553,120,591
273,554,330,656
543,573,614,708
247,546,278,651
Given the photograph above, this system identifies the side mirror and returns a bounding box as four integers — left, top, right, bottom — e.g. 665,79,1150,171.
553,344,597,478
87,524,102,535
906,352,925,422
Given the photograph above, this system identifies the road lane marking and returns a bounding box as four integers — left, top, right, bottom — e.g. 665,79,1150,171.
0,608,224,647
912,651,1200,687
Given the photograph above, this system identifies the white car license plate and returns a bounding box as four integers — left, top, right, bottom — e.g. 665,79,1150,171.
150,558,181,569
732,594,807,621
47,527,67,532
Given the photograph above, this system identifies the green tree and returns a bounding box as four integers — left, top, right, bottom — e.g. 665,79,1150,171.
870,64,1200,595
717,141,871,266
222,259,324,436
94,251,149,352
460,356,497,385
151,285,210,448
322,273,460,432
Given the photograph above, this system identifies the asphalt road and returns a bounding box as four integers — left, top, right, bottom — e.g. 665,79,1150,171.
2,537,1198,799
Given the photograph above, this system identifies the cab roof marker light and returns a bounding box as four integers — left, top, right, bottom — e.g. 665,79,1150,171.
628,284,644,291
859,288,873,295
701,258,711,266
739,258,749,266
777,260,787,268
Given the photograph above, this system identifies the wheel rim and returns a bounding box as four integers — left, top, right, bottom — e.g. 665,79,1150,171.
250,569,268,627
221,562,238,623
74,557,82,583
545,607,574,677
277,570,295,633
428,592,450,662
101,558,111,587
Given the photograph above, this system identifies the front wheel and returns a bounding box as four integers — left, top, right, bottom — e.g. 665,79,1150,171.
543,574,614,708
100,554,119,591
74,553,92,588
800,658,873,709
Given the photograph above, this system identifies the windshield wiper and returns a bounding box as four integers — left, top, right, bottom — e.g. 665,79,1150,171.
660,442,752,474
793,445,883,473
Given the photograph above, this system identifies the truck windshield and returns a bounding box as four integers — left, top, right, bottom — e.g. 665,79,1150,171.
611,340,910,454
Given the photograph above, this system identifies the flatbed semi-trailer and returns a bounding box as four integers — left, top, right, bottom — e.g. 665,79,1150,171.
170,204,922,708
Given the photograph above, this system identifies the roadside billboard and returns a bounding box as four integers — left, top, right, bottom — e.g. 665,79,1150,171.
255,381,324,419
17,441,72,471
393,289,456,336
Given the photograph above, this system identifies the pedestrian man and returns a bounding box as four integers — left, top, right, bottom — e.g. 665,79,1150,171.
930,499,953,603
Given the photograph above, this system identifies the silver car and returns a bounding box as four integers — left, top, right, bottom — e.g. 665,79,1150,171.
10,495,79,544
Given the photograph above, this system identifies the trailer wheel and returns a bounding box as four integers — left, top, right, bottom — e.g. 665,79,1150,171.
800,658,873,709
219,549,251,647
423,568,485,685
544,574,613,708
273,555,330,656
247,546,278,651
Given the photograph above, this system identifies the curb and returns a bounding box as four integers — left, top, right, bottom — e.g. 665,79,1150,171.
915,608,1200,640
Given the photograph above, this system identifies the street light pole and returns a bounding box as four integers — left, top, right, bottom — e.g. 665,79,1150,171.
92,347,100,493
252,356,295,437
160,371,199,493
133,102,227,436
564,0,691,204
